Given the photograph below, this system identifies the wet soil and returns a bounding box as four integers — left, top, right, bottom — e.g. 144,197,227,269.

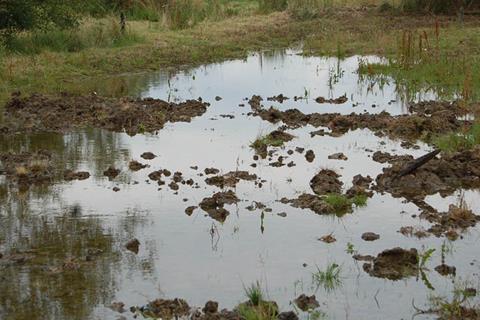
374,148,480,200
309,170,343,195
362,247,419,280
205,171,258,188
199,191,239,222
2,92,210,135
248,96,468,142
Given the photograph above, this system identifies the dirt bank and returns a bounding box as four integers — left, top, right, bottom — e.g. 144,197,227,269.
2,92,210,135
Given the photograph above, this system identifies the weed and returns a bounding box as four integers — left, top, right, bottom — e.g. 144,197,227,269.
419,248,435,269
323,193,367,215
244,281,264,306
312,263,342,292
346,242,356,255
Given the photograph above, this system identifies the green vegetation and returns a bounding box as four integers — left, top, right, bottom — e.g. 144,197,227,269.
419,248,435,269
244,281,264,306
323,193,367,215
1,1,480,104
357,22,480,101
428,285,479,319
434,123,480,153
5,19,142,55
312,263,342,292
237,281,278,320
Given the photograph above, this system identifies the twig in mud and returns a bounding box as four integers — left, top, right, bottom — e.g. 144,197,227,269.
394,149,441,180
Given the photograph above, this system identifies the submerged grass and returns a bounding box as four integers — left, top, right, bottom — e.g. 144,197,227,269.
312,263,342,292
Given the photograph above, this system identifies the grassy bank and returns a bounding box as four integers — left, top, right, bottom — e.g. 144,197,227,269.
1,2,480,103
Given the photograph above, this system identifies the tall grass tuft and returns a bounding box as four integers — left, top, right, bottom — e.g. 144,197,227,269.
5,18,143,54
312,263,342,292
258,0,287,13
244,281,264,306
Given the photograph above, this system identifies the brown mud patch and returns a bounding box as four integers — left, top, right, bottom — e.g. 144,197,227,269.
310,170,342,195
64,170,90,181
374,148,480,200
199,191,239,222
3,92,210,135
363,247,419,280
132,298,190,320
248,96,467,141
205,171,258,188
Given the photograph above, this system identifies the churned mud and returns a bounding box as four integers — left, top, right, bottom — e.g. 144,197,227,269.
362,248,419,280
2,92,210,135
248,96,468,141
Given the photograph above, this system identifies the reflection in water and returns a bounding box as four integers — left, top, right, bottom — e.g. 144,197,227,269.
0,201,118,320
0,50,478,320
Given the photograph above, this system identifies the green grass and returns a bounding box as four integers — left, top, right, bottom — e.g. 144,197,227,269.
312,263,342,292
322,193,368,215
244,281,264,306
237,282,277,320
357,24,480,101
434,123,480,153
429,285,479,319
4,18,143,54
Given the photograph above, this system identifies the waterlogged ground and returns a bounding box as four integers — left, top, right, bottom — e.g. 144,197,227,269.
1,51,479,320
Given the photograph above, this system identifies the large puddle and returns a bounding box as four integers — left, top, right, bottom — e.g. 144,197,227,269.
1,51,479,320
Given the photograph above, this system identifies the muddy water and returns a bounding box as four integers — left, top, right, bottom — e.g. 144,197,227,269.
0,51,479,320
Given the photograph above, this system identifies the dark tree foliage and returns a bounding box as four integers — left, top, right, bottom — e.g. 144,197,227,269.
0,0,80,37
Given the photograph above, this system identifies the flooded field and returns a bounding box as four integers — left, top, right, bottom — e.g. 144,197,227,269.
1,51,479,320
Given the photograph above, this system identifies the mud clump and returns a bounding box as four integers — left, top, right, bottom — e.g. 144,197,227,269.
435,264,456,276
64,170,90,181
125,238,140,254
363,247,419,280
103,166,120,179
346,174,373,198
315,95,348,104
205,171,257,188
185,206,197,216
267,94,289,103
0,150,53,188
141,152,156,160
361,232,380,241
134,298,190,320
305,150,315,162
199,191,239,222
282,194,334,215
374,148,480,200
328,152,348,160
205,168,220,175
3,92,210,135
294,294,319,311
129,160,147,171
421,204,480,239
310,170,343,195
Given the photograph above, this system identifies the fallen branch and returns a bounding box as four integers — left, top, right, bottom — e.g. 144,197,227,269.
395,149,441,180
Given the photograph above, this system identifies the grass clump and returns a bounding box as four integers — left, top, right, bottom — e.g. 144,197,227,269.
312,263,342,292
323,193,368,215
237,281,278,320
428,285,479,319
5,18,143,54
433,123,480,153
244,281,264,306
